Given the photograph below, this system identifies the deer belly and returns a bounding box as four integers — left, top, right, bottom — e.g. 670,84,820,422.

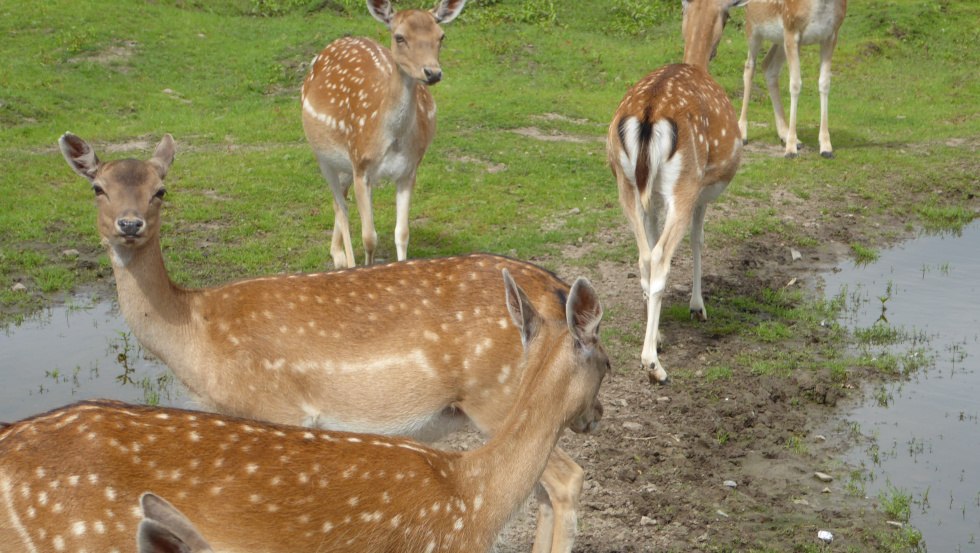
372,147,416,183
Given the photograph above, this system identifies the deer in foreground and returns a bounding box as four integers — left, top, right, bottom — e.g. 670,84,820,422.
0,269,608,552
738,0,848,158
302,0,466,268
138,494,214,553
606,0,746,384
59,132,603,553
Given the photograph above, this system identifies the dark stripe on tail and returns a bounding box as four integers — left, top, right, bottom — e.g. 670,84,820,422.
667,119,679,160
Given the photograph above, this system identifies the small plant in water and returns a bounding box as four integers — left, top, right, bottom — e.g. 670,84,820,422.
880,483,913,523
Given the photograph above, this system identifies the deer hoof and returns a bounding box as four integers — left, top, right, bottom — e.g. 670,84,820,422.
820,151,835,159
784,151,799,159
690,307,708,322
647,365,670,385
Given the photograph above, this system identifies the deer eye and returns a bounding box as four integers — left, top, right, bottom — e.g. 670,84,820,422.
153,188,167,201
394,34,406,45
92,184,106,197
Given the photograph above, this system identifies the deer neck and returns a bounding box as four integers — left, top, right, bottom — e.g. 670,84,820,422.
455,333,571,542
682,43,712,72
107,235,195,368
384,66,422,137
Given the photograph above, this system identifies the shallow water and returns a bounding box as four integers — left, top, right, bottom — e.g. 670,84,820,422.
0,295,186,423
822,221,980,551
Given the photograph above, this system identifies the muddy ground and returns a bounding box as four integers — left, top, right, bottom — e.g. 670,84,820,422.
452,142,978,552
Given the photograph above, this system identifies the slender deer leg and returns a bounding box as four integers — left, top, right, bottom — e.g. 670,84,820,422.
394,175,415,262
531,484,556,553
783,30,803,158
689,202,708,321
539,448,585,553
352,174,377,265
641,200,692,384
739,33,764,144
818,35,838,158
316,158,354,269
762,43,788,145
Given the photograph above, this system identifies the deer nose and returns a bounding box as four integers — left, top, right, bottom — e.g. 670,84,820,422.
423,68,442,85
117,218,144,236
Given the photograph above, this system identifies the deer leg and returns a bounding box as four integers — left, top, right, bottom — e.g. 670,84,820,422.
352,174,377,265
641,200,690,385
320,162,354,269
531,448,584,553
818,35,838,158
783,31,803,158
394,174,416,262
761,43,789,145
689,182,727,321
739,34,764,144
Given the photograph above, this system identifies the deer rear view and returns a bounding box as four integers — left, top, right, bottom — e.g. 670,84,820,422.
607,0,746,384
58,131,601,552
302,0,466,268
0,270,608,553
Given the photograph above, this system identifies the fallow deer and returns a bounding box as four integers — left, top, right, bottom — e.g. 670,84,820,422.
738,0,848,158
301,0,466,268
606,0,747,384
137,494,214,553
58,132,602,552
0,269,608,552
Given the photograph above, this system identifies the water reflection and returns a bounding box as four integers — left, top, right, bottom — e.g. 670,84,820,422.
0,295,186,422
823,222,980,551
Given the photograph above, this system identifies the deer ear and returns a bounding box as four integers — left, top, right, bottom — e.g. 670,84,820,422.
367,0,394,27
149,134,176,179
566,277,602,349
59,132,101,183
138,493,213,553
502,269,541,348
431,0,466,24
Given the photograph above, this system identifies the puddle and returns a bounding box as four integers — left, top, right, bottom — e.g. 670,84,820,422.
0,295,187,423
822,221,980,550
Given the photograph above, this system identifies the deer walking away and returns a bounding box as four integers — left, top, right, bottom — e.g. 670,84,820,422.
607,0,746,384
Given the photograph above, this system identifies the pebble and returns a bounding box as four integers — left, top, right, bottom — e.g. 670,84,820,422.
817,530,833,543
791,248,802,261
61,248,80,259
622,422,643,432
793,498,810,506
814,434,827,442
655,396,671,403
814,471,834,482
822,487,832,494
613,399,628,407
723,480,737,488
715,510,729,518
11,283,27,292
640,516,657,526
886,520,904,528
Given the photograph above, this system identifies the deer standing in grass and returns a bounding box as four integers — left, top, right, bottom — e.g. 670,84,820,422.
738,0,847,158
58,132,604,553
607,0,746,384
302,0,466,268
0,269,608,553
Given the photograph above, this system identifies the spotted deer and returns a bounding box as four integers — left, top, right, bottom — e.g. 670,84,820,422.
137,494,214,553
58,132,604,553
738,0,848,158
0,269,608,552
301,0,466,268
606,0,747,384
